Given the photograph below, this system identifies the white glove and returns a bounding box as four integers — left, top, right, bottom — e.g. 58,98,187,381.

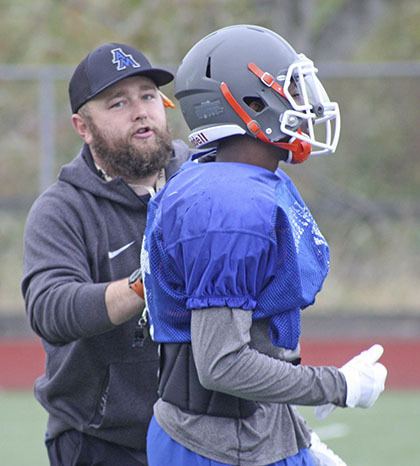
309,431,347,466
315,344,387,420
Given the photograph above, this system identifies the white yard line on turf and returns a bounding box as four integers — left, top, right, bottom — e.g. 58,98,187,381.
316,423,350,440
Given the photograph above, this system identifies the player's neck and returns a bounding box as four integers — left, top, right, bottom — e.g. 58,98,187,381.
216,135,286,172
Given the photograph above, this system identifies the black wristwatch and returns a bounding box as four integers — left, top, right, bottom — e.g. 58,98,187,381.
128,268,144,299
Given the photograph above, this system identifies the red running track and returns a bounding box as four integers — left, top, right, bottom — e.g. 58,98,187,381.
0,339,45,390
302,339,420,390
0,338,419,390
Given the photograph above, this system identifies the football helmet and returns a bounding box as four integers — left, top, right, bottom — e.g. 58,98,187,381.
175,25,340,163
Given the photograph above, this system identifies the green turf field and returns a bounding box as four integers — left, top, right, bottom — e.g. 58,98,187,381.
299,391,420,465
0,390,418,465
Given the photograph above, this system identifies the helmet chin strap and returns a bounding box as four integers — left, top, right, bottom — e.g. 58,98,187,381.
276,132,311,164
220,82,311,164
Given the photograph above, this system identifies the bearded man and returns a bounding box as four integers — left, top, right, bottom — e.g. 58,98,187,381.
21,43,191,466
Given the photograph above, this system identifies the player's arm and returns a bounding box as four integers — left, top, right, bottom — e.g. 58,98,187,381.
191,307,347,406
191,308,386,412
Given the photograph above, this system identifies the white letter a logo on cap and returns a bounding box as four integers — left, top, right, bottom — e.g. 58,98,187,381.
111,48,141,71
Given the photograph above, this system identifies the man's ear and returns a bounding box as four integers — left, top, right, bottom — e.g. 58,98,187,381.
71,113,93,144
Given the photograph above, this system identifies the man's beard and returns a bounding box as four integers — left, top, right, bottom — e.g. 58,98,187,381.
88,121,173,181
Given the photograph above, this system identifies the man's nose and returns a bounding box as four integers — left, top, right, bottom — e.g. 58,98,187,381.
132,101,148,120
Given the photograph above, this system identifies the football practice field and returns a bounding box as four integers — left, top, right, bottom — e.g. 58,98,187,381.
0,390,418,466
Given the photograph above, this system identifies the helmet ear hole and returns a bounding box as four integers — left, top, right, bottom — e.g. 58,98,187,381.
243,96,265,113
206,57,212,78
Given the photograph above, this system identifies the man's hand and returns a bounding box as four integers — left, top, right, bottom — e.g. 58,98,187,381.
105,277,144,326
309,431,347,465
315,344,387,420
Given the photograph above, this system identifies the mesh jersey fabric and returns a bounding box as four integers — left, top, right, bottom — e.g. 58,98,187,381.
141,160,329,350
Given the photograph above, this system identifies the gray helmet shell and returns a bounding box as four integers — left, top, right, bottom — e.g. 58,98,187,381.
175,24,340,159
175,25,300,145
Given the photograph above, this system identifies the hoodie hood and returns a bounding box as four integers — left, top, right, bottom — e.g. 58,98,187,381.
59,140,192,208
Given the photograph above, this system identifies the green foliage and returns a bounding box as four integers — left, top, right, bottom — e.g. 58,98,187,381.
356,0,420,60
319,77,420,201
0,0,259,65
0,81,39,197
310,0,346,34
0,213,26,314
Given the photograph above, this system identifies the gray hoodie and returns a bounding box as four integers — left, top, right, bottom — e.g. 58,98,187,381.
21,140,191,450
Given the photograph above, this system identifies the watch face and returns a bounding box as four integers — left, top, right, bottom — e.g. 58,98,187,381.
129,268,142,283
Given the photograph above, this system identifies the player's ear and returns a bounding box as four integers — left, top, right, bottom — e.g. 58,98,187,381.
71,111,93,144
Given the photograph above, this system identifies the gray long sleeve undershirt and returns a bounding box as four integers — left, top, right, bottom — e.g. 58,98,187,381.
154,307,347,465
191,307,347,406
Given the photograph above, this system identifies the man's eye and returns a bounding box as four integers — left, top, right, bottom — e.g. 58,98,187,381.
110,100,125,109
142,93,155,101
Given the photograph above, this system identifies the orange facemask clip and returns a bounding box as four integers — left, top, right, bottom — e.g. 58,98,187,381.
278,133,311,164
159,91,176,109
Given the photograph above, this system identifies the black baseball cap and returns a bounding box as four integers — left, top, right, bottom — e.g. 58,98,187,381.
69,42,174,113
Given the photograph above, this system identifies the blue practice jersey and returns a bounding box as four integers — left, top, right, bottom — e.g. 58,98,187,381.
142,160,329,350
